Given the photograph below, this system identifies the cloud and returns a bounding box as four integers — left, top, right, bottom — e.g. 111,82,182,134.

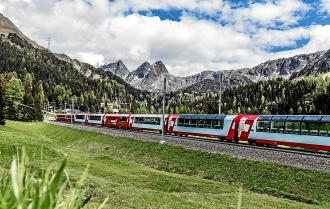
0,0,329,76
321,0,330,14
224,0,309,29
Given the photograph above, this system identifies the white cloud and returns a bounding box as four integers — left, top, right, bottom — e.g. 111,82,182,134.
123,0,225,14
321,0,330,14
224,0,309,29
0,0,329,76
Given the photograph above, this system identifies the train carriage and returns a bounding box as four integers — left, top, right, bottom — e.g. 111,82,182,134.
56,114,73,122
104,114,131,129
172,114,238,140
239,115,330,151
131,114,170,132
74,114,87,123
86,114,105,125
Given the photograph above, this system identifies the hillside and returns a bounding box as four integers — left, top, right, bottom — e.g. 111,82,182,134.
0,121,329,208
0,13,145,113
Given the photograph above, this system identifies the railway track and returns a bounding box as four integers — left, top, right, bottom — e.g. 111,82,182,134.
78,123,330,158
49,121,330,172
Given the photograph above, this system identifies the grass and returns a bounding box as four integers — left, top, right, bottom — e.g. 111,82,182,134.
0,149,107,209
0,121,329,208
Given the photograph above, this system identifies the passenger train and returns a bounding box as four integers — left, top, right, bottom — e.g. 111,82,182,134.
56,114,330,151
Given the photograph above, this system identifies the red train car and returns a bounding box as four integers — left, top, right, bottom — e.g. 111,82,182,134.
56,114,73,122
104,114,132,129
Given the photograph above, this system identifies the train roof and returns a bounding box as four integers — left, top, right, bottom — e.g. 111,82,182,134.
178,114,227,120
258,115,330,122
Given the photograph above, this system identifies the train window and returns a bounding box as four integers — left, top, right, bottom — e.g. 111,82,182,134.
257,121,270,132
319,123,330,137
205,120,212,128
190,119,197,127
285,122,301,134
76,115,85,120
301,122,319,136
178,118,184,126
184,119,190,127
197,120,205,128
120,117,127,122
155,118,161,125
213,120,223,129
270,121,285,133
89,115,102,121
135,117,143,123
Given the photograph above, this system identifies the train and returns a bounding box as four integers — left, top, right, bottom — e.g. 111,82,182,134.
56,113,330,151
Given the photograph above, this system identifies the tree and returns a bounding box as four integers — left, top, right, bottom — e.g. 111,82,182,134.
4,75,24,120
0,74,6,125
22,73,35,121
34,81,45,121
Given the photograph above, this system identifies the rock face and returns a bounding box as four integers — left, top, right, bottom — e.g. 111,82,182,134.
104,50,329,92
100,60,130,78
290,49,330,79
0,13,43,49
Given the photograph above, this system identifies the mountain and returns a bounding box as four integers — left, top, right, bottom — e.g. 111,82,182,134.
290,50,330,79
104,50,329,92
0,13,145,113
100,60,130,78
0,13,43,49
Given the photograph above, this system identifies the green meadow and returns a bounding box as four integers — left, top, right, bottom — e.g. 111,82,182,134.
0,120,329,209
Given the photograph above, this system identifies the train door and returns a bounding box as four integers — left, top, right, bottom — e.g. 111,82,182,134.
226,115,242,142
167,115,178,134
129,115,134,128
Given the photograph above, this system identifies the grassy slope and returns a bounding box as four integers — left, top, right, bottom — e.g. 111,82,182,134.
0,121,328,209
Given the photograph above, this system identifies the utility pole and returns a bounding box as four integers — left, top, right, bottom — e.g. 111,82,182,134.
161,77,167,143
71,98,74,124
218,73,223,115
47,37,51,51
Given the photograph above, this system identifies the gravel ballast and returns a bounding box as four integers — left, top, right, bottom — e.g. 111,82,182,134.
48,121,330,172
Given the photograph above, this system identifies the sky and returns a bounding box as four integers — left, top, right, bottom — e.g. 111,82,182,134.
1,0,330,76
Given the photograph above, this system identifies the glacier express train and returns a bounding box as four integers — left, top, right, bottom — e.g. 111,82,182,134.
56,114,330,151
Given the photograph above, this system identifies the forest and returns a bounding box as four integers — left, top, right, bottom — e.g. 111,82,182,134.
160,77,330,115
0,33,330,122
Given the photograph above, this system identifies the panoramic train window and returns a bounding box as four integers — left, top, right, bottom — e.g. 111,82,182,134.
76,115,85,120
89,115,102,121
197,120,205,128
301,122,319,136
184,119,190,126
213,120,224,129
135,117,161,125
270,121,285,133
205,120,212,128
190,119,197,127
257,120,270,132
120,117,127,122
319,123,330,137
177,118,184,126
285,121,301,134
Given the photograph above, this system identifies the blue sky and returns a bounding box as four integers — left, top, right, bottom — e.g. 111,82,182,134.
1,0,330,76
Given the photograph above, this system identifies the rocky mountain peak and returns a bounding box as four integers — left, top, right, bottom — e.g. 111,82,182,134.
149,61,169,76
100,60,130,78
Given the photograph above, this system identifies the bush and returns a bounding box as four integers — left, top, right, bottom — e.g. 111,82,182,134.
0,149,107,209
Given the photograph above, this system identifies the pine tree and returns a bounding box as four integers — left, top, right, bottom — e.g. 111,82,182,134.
22,73,35,121
34,81,45,121
4,75,24,120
